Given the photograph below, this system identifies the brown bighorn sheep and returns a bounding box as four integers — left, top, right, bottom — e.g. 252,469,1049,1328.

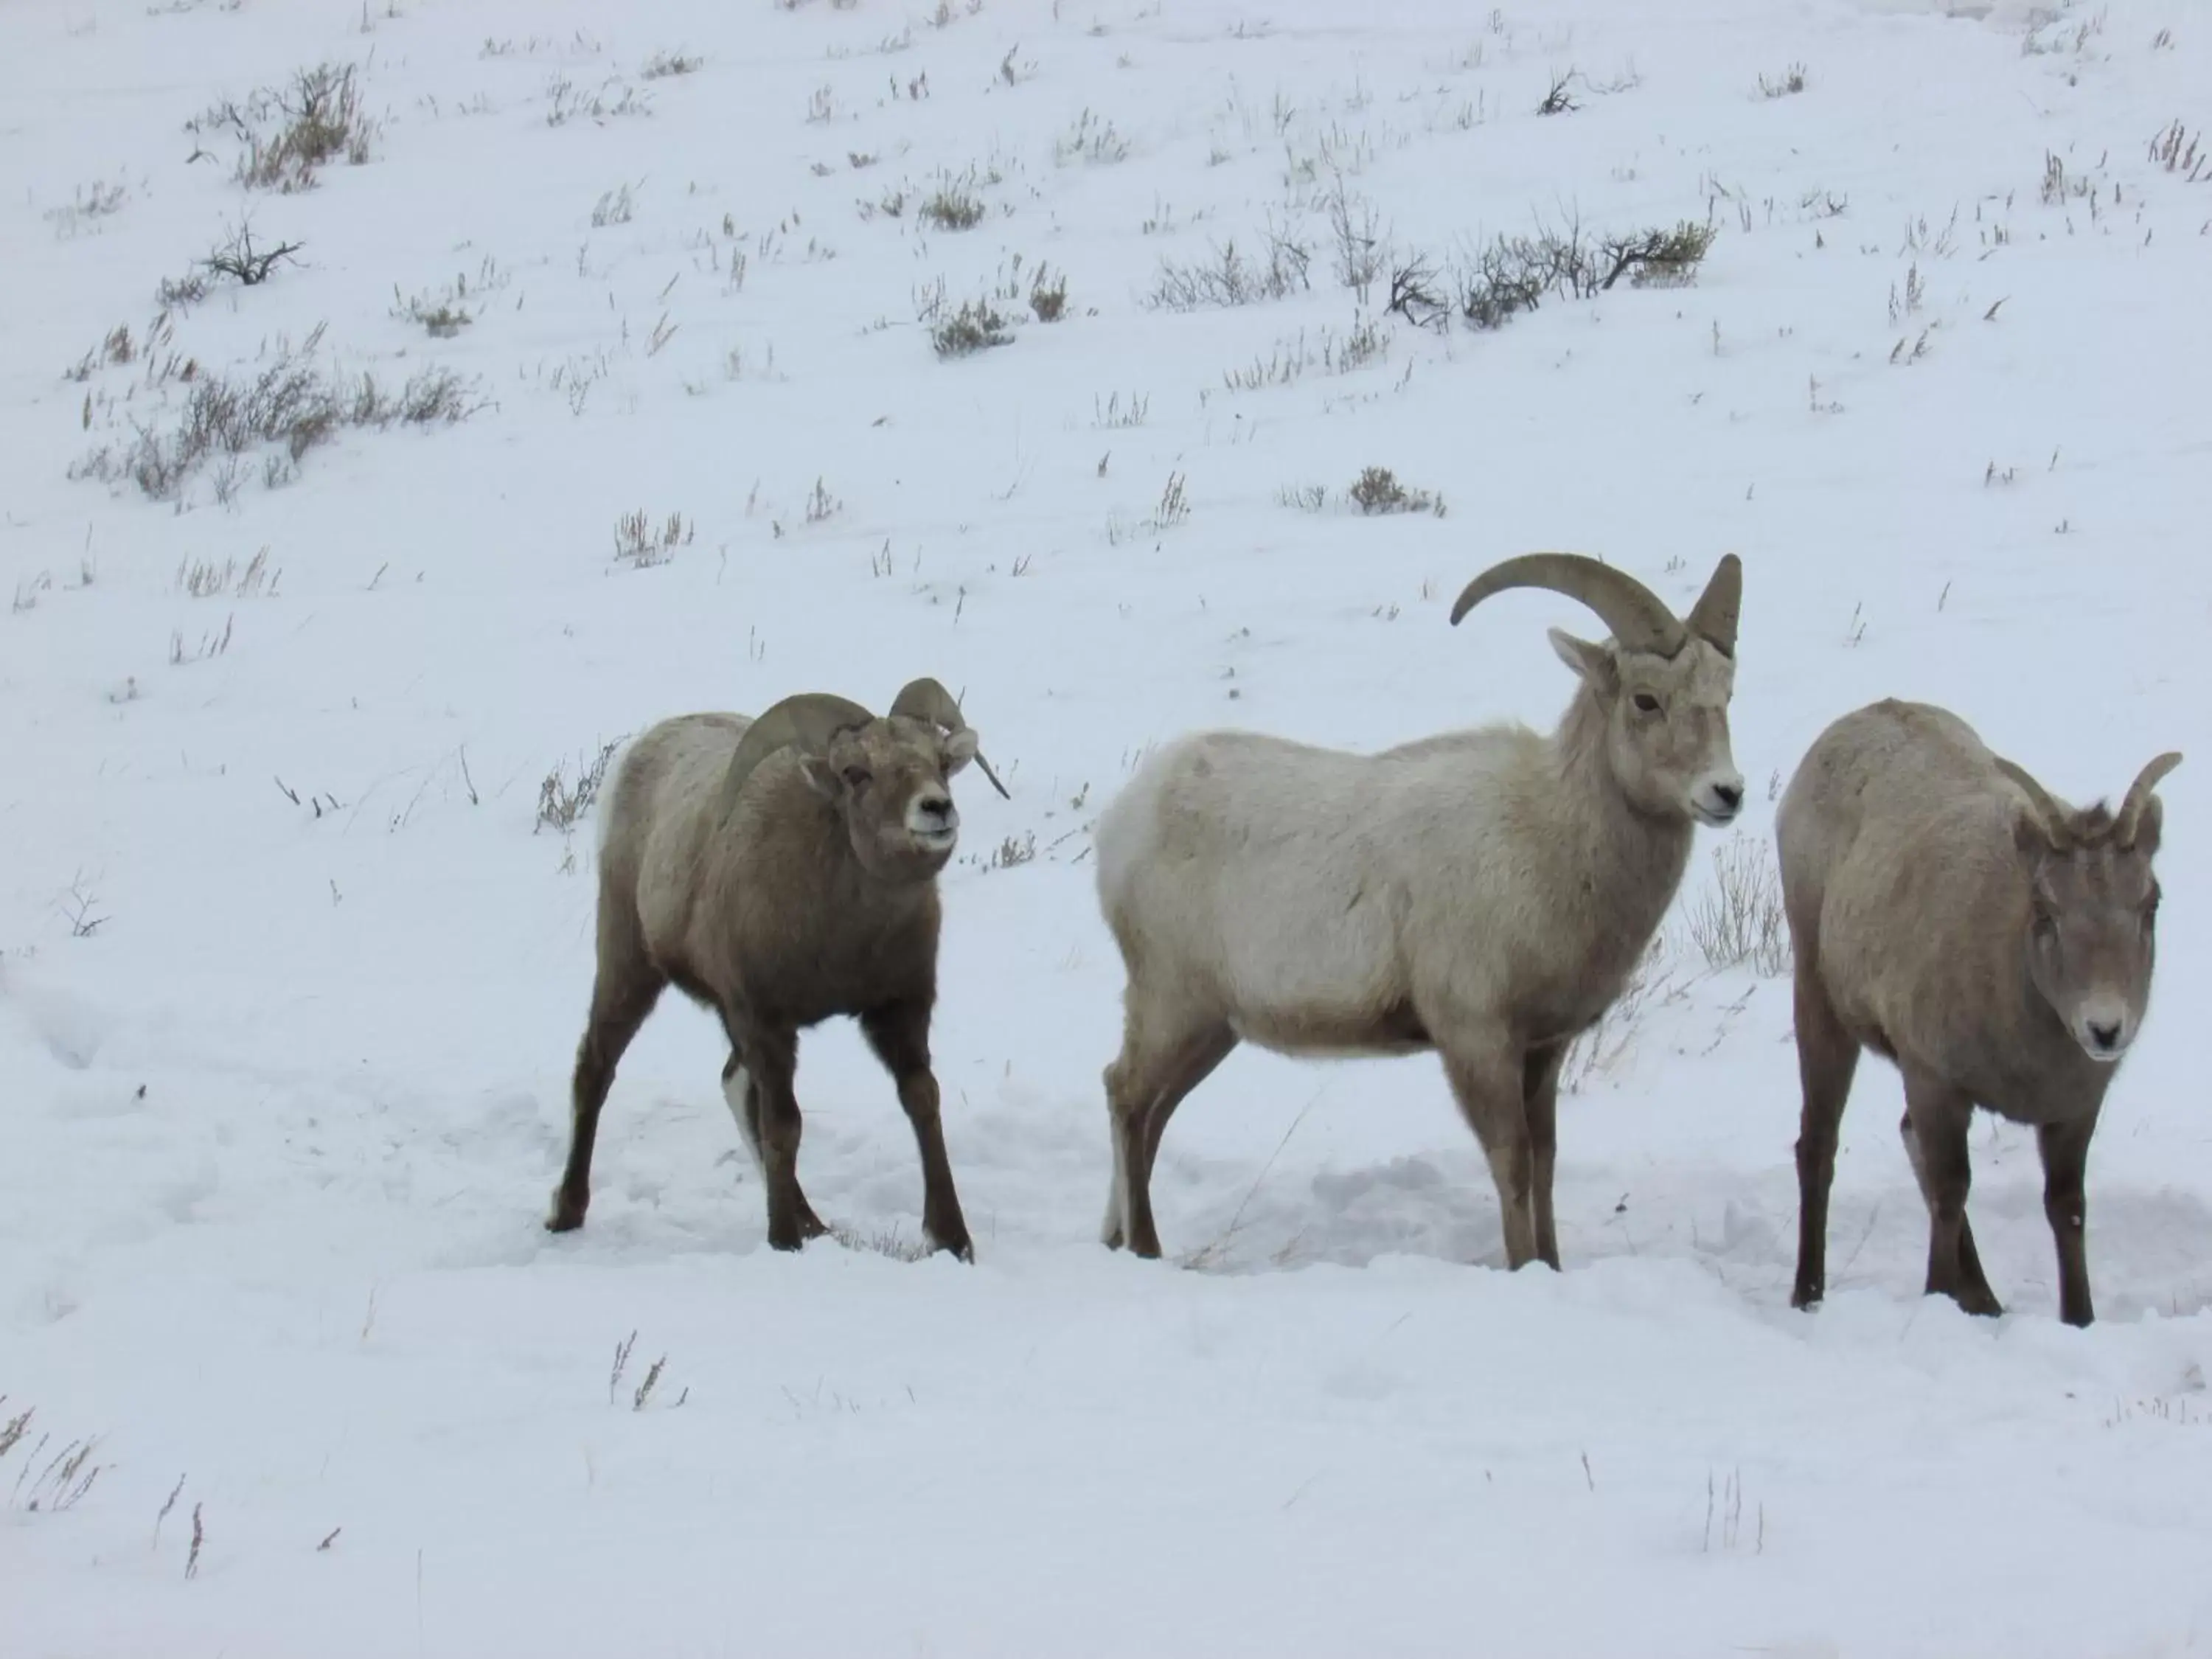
546,678,1009,1258
1093,552,1745,1269
1778,699,2180,1326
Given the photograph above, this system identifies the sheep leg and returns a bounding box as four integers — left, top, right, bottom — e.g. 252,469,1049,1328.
1899,1074,2003,1318
2037,1116,2097,1328
860,1003,974,1262
720,1054,763,1169
1788,968,1860,1310
547,970,664,1232
1102,1017,1237,1258
732,1022,820,1252
1443,1038,1541,1271
1522,1042,1568,1271
1136,1026,1237,1192
720,1055,827,1237
1101,1110,1132,1251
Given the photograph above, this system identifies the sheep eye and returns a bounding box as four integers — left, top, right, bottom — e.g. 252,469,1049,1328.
1631,692,1661,714
841,766,871,790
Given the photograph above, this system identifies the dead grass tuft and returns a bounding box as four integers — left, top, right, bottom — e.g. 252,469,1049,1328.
613,509,692,568
1759,62,1808,98
1147,216,1311,310
830,1221,935,1262
2,1404,110,1515
1348,466,1444,517
1028,265,1069,321
919,177,987,230
72,325,484,503
190,63,379,192
931,299,1013,358
178,546,277,599
537,740,621,835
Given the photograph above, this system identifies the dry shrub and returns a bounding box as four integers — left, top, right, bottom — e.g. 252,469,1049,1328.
1683,833,1790,975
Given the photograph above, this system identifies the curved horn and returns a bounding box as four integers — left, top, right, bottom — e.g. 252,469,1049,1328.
888,676,967,728
1992,756,2073,852
888,676,1011,799
723,692,875,805
1449,552,1684,656
1684,553,1742,658
2115,751,2183,849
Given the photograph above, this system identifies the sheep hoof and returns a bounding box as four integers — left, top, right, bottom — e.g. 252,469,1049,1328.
932,1230,975,1263
545,1190,587,1233
1946,1287,2004,1320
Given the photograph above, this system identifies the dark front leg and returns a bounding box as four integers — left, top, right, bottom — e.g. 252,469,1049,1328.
728,1019,820,1252
1899,1072,2002,1318
1522,1042,1568,1272
2037,1116,2098,1328
861,1002,973,1262
720,1052,827,1238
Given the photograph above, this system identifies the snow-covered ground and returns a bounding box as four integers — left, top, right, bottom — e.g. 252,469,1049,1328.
5,0,2211,1652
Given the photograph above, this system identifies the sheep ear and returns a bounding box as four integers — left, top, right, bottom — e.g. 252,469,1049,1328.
796,753,842,799
940,728,979,775
1548,627,1618,694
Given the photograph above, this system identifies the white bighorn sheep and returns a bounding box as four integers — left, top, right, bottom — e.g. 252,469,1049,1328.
546,677,1009,1258
1778,698,2180,1326
1093,552,1745,1269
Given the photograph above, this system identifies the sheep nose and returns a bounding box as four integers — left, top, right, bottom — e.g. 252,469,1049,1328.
910,793,956,833
1711,782,1743,811
2087,1020,2121,1053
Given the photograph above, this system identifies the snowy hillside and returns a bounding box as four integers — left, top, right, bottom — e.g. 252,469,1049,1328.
4,0,2211,1652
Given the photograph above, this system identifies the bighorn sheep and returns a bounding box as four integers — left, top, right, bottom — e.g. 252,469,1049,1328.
1778,699,2180,1326
546,677,1009,1259
1093,552,1745,1268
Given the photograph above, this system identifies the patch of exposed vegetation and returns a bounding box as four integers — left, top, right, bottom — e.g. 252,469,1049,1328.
71,325,484,503
1147,218,1312,310
931,299,1013,358
1348,467,1445,518
189,63,379,192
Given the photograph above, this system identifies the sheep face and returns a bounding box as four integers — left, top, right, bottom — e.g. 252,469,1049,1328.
799,716,980,880
2017,807,2164,1062
1550,628,1743,827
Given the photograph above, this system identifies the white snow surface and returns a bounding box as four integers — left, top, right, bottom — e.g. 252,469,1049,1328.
4,0,2211,1652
